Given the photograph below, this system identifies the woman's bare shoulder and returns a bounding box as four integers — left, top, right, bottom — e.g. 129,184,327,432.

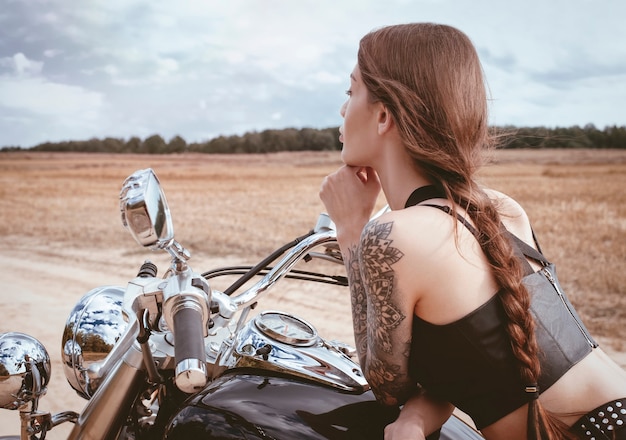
364,207,461,301
482,188,534,243
373,205,459,260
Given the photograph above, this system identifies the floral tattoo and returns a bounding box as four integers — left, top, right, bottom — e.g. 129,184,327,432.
346,220,409,404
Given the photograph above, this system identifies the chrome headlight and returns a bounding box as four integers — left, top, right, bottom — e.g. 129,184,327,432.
62,285,128,399
0,332,51,410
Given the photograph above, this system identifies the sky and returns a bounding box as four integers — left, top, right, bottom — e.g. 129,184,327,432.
0,0,624,149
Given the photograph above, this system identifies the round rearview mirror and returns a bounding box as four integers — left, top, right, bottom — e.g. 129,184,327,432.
120,168,174,249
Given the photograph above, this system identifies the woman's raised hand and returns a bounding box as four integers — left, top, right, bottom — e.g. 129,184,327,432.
319,165,381,245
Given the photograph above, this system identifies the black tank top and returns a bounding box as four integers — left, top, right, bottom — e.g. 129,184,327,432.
404,185,598,429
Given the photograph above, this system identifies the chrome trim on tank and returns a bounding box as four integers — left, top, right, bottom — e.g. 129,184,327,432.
216,316,369,392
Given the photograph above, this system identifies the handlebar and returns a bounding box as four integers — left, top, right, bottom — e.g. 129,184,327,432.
232,227,337,309
227,207,389,310
161,272,211,393
171,297,208,393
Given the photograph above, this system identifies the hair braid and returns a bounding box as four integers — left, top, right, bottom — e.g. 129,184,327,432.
458,184,576,439
467,189,539,379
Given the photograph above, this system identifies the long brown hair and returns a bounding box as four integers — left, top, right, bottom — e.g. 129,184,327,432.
358,23,575,439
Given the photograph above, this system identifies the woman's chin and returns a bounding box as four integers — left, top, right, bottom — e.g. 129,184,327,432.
341,156,366,168
340,149,358,166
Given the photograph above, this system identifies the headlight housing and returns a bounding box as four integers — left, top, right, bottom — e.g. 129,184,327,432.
0,332,51,410
61,285,128,399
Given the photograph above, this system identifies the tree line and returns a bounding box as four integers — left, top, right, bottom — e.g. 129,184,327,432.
2,124,625,154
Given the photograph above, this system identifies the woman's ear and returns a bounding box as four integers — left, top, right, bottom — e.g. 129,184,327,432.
377,105,394,135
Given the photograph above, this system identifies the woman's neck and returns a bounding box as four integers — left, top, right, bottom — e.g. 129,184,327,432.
375,146,432,211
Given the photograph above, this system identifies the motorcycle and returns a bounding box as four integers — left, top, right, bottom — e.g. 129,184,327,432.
0,168,483,440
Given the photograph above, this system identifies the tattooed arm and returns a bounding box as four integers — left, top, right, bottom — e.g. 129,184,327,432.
346,218,417,406
346,218,455,438
319,166,418,404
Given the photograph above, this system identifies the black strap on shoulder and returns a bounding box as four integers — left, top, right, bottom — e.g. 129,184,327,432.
404,184,447,208
506,231,549,268
419,207,549,276
405,185,549,275
421,204,481,240
404,185,482,242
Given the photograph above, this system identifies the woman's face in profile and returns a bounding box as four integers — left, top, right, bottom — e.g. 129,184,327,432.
339,65,380,167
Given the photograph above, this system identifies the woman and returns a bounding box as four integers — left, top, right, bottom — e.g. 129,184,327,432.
319,23,626,439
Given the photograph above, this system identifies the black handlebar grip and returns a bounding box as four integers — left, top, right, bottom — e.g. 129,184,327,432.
137,260,158,278
172,303,207,393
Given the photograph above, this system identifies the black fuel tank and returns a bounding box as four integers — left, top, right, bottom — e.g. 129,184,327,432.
163,372,481,439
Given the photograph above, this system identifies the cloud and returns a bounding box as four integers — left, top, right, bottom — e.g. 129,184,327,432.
0,76,103,117
0,51,105,146
0,52,103,118
529,57,626,91
0,53,43,76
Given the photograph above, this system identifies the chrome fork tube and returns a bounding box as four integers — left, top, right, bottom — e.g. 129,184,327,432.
68,343,145,440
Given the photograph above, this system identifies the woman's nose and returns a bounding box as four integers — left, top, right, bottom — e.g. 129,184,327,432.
340,100,347,117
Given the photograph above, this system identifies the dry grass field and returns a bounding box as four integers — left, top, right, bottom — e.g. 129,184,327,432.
0,149,625,437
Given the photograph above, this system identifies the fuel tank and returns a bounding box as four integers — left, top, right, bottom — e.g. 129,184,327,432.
163,372,481,440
